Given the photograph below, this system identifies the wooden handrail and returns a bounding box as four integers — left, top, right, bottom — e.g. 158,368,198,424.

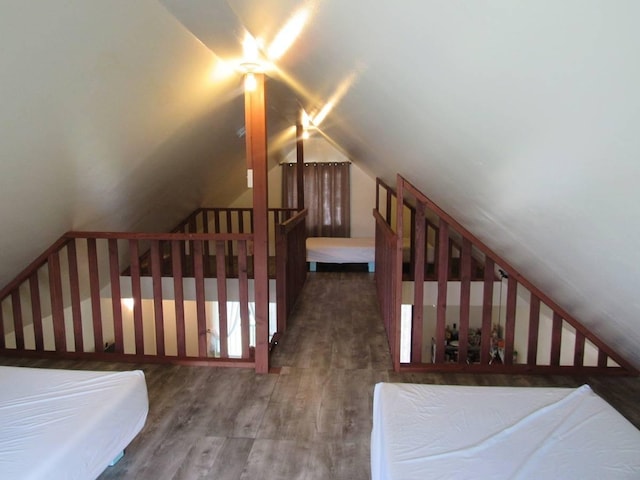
0,236,72,301
278,208,308,235
64,231,252,241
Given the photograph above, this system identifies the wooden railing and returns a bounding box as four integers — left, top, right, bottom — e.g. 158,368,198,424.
170,207,298,257
375,175,638,375
374,209,400,371
0,206,307,372
275,209,308,338
0,231,262,368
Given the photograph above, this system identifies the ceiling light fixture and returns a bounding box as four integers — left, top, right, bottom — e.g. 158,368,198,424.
239,32,265,92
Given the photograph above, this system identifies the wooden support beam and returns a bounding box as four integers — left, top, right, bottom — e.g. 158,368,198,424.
245,72,269,373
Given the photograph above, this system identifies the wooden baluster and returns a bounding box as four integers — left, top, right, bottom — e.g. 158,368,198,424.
108,239,124,353
189,215,197,276
11,290,24,350
574,330,586,367
459,238,472,365
129,239,144,355
29,272,44,351
435,220,449,363
172,240,186,357
504,275,517,365
202,210,210,274
409,208,416,281
49,250,67,352
276,225,287,336
150,240,165,356
598,349,608,368
238,240,250,359
85,239,102,352
411,202,425,363
67,240,83,352
0,301,4,349
527,294,540,365
226,210,234,273
215,240,228,358
550,312,563,366
193,240,207,357
480,257,494,364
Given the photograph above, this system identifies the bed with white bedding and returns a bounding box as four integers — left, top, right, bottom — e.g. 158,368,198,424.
306,237,376,272
371,382,640,480
0,366,149,480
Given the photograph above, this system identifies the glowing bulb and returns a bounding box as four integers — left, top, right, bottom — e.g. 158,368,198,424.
244,72,257,91
302,130,310,140
122,298,134,311
301,109,311,129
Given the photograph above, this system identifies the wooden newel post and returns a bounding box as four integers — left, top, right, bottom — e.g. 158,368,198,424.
244,72,269,373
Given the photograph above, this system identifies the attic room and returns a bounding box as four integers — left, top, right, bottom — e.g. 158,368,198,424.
1,1,639,479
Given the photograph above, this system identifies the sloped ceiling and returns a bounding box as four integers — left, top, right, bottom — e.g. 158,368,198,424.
1,1,639,369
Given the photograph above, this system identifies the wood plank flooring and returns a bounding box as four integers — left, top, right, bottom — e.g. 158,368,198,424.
1,272,639,479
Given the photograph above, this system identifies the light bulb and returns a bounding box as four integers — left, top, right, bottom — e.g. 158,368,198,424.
245,72,257,92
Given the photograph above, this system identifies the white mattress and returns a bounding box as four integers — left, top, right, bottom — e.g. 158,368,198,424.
0,366,149,480
372,383,640,480
306,237,375,263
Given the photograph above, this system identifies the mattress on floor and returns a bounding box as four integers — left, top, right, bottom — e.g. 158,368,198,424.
371,382,640,480
306,237,375,263
0,366,148,480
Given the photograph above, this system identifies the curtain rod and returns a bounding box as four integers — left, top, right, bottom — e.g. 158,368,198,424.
279,161,351,166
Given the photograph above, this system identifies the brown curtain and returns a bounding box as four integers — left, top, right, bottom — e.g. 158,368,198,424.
282,162,350,237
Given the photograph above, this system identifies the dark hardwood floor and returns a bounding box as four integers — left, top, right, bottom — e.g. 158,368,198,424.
1,272,638,479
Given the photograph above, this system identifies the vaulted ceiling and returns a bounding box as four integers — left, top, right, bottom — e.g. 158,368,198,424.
1,1,639,368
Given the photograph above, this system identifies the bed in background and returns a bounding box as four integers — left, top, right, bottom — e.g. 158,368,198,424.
0,366,148,479
306,237,376,272
372,382,640,480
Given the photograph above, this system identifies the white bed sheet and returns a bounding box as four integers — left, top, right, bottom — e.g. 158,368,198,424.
372,383,640,480
0,366,148,480
306,237,375,263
